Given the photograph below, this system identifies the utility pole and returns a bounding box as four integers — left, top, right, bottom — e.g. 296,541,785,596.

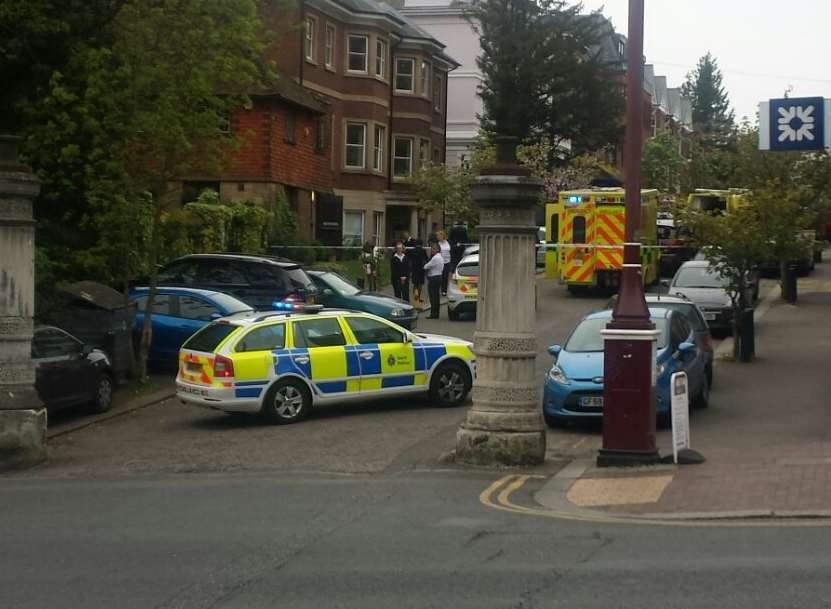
597,0,660,467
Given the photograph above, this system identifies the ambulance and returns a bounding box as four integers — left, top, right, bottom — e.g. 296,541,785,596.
555,188,660,291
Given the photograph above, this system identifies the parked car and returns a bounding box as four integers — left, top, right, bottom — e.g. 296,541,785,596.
155,253,317,310
130,287,253,367
176,308,476,423
542,308,709,427
31,325,114,413
447,254,479,321
606,293,714,386
667,260,757,332
307,270,418,329
657,218,696,277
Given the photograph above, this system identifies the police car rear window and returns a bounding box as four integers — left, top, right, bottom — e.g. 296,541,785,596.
183,323,238,353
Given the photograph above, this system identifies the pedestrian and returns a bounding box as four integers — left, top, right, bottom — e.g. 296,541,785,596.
409,238,427,310
390,241,411,302
424,242,444,319
361,239,378,292
436,230,452,296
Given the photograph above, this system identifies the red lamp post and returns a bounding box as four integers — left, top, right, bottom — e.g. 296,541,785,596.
597,0,660,467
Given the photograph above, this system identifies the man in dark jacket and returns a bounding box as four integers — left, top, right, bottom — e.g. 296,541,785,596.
390,241,411,301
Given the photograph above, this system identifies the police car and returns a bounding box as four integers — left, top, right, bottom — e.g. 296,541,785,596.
176,306,476,423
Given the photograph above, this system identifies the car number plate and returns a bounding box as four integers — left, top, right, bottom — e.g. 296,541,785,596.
704,313,716,321
580,396,603,408
180,384,208,396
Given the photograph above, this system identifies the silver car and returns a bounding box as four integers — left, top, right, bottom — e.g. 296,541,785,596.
667,260,748,332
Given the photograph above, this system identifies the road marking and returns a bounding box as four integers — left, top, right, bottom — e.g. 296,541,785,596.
479,474,831,528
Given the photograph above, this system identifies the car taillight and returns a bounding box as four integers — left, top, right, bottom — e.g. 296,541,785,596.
214,354,235,378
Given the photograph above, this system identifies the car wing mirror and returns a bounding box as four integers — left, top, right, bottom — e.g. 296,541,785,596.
678,341,695,355
547,344,562,357
81,344,94,357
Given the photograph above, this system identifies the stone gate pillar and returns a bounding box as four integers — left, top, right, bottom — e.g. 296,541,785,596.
0,136,46,469
456,137,545,465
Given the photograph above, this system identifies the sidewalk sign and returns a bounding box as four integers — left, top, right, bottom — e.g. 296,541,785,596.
670,372,690,464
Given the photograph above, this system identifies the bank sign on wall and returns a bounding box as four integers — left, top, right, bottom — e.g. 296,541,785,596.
759,97,830,151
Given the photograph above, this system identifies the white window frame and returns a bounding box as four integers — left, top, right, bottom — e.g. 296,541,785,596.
347,34,369,73
305,16,317,63
343,210,365,247
373,211,384,247
324,24,336,69
375,39,387,79
393,136,414,178
433,73,442,112
419,138,430,167
420,61,430,98
373,125,385,173
345,122,367,169
394,57,415,93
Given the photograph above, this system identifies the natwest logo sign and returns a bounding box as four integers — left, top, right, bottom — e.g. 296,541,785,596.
759,97,829,151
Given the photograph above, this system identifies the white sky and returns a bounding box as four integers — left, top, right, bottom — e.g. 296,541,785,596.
579,0,831,124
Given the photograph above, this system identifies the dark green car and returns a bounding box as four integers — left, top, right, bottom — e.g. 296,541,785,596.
308,270,418,330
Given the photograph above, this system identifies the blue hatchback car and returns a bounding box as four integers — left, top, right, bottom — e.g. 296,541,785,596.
130,287,253,367
542,308,710,427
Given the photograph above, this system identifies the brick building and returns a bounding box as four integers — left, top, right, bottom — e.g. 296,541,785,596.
178,0,458,248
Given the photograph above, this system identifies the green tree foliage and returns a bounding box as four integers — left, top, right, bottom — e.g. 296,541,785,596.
468,0,624,150
0,0,121,131
675,203,767,359
517,141,604,199
642,130,684,193
682,52,735,147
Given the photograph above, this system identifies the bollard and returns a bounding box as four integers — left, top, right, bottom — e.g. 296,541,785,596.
739,308,755,362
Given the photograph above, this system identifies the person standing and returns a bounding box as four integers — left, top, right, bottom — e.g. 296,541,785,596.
437,230,452,296
424,242,444,319
408,237,427,310
390,241,411,302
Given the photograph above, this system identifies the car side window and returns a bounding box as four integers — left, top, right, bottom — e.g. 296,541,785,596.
292,318,346,348
31,329,80,359
237,324,285,352
136,294,173,315
670,316,692,348
248,263,288,290
178,296,219,321
345,317,404,345
158,261,198,284
198,261,249,285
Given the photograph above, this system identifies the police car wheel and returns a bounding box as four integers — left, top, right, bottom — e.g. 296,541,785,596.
430,361,471,407
262,379,310,424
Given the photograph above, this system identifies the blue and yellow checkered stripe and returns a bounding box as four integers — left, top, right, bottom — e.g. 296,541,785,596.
232,342,467,398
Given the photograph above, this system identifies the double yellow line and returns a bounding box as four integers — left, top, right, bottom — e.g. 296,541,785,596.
479,474,831,528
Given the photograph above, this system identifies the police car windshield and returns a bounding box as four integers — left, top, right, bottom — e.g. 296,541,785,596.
566,318,668,352
674,266,728,289
319,272,360,296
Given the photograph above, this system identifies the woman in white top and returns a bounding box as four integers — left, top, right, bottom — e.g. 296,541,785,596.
424,242,445,319
437,230,451,296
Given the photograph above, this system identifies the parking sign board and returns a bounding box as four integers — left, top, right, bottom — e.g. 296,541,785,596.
759,97,830,151
670,372,690,465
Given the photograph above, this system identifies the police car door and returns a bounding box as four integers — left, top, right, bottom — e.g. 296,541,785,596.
231,323,286,399
291,317,352,396
343,316,421,392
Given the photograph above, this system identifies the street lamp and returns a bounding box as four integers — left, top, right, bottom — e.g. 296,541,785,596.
597,0,660,467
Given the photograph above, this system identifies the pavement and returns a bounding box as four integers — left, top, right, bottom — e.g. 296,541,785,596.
519,259,831,522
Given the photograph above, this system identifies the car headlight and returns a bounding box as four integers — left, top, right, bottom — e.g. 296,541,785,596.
390,307,405,317
548,364,570,384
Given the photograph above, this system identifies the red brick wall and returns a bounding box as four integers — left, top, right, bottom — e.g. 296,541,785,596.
224,98,334,193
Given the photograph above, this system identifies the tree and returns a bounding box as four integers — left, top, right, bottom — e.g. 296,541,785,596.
682,52,735,146
675,203,767,360
467,0,624,150
517,141,604,199
642,130,685,193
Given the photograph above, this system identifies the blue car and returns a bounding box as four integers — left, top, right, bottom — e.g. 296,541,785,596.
542,307,709,427
130,287,253,367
